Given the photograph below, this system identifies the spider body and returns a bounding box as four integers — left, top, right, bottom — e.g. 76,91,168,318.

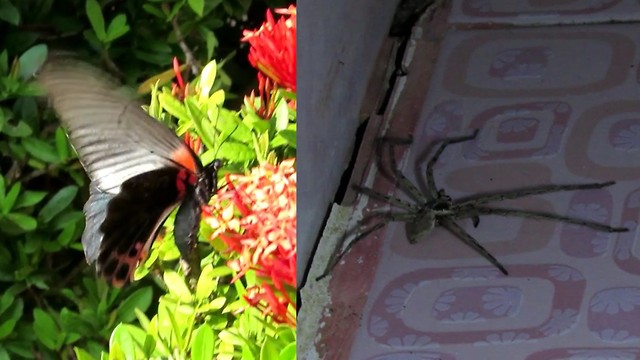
405,190,454,243
317,130,628,280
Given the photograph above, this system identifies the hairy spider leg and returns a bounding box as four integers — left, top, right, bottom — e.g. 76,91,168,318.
462,206,628,233
455,181,616,207
425,129,479,199
374,136,413,177
354,185,418,211
376,136,425,204
316,211,417,281
439,218,508,275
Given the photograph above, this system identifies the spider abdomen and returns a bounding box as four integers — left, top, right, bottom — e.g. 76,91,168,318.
406,211,436,244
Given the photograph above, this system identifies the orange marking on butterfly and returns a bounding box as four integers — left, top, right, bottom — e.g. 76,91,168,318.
171,146,197,173
109,241,151,288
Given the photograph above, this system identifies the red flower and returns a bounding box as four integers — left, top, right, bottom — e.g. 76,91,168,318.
204,159,296,326
171,57,190,100
245,73,278,120
242,5,296,91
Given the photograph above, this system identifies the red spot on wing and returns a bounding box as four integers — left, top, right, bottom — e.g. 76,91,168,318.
175,169,197,198
171,146,197,173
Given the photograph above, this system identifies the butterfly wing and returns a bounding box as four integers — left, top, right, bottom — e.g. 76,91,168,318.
38,58,202,285
93,168,187,286
38,59,199,193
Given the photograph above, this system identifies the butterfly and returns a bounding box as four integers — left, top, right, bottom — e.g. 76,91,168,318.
37,58,221,287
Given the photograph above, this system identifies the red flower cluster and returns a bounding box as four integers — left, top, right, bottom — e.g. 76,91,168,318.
242,6,296,91
204,159,296,326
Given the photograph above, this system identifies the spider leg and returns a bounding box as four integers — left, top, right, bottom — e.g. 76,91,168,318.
425,130,479,199
316,222,387,281
456,181,617,207
463,206,628,233
439,218,508,275
385,137,430,203
355,185,418,211
316,210,418,281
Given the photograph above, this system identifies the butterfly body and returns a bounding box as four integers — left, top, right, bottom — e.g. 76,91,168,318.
38,58,220,286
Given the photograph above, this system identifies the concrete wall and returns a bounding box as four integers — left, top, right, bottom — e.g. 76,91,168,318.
297,0,399,285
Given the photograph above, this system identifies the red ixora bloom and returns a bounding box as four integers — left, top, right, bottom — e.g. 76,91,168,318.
171,57,190,100
242,5,296,91
203,159,296,326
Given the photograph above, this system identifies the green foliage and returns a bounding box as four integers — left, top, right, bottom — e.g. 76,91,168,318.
0,0,258,86
1,0,293,358
97,261,296,359
149,59,296,171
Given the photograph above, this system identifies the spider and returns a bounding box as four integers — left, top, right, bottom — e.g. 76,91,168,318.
317,130,628,280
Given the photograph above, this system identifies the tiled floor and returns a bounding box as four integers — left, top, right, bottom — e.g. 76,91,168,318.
302,1,640,359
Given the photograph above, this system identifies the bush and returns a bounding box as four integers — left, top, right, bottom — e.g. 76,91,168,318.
0,1,296,359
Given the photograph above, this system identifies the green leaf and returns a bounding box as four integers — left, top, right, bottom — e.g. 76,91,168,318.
116,287,153,323
129,311,148,335
209,89,225,106
218,329,247,347
147,84,161,118
279,343,296,360
22,137,60,163
185,98,216,151
85,0,106,41
38,185,78,223
105,14,130,42
191,325,214,360
159,92,190,121
274,129,296,149
1,182,20,214
188,0,204,16
199,60,216,101
163,271,193,302
18,44,47,80
200,27,218,60
56,224,76,246
109,324,148,360
167,1,183,20
218,110,251,142
195,264,217,300
51,210,83,230
142,4,165,19
217,141,254,163
0,50,8,75
260,338,280,360
55,127,70,161
209,265,234,278
0,294,22,340
274,99,289,131
3,213,37,231
159,301,185,350
14,190,47,209
2,120,32,137
243,112,270,134
198,297,225,312
73,347,98,360
82,29,101,51
0,0,20,25
33,308,61,350
60,308,94,335
2,342,31,359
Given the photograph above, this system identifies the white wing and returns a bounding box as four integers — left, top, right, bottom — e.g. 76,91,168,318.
38,58,190,194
